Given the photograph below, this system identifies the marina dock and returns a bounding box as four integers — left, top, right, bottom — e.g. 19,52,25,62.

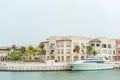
0,62,120,71
113,62,120,69
0,62,70,71
0,66,70,71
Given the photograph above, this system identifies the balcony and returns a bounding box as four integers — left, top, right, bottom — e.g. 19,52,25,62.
49,46,55,49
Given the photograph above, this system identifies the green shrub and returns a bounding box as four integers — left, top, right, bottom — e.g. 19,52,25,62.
12,56,21,61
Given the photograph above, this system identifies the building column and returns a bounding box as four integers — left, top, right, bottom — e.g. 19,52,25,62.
64,56,66,62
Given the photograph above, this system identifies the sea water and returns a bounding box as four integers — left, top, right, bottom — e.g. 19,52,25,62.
0,69,120,80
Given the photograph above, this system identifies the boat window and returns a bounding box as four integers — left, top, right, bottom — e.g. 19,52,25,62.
105,57,108,60
83,61,96,63
83,61,104,63
70,66,73,68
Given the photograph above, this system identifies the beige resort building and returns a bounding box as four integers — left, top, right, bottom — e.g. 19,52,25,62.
0,36,118,62
44,36,117,63
89,37,116,61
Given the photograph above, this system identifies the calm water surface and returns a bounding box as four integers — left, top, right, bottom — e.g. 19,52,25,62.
0,69,120,80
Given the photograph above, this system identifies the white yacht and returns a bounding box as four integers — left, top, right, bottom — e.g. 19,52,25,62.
68,55,113,71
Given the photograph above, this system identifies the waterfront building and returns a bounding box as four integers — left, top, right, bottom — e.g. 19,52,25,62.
0,46,8,61
44,36,118,62
116,39,120,61
0,36,119,62
89,37,116,61
0,46,21,61
44,36,91,63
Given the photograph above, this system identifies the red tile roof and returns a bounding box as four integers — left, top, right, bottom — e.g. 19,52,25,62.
89,39,101,43
56,39,72,42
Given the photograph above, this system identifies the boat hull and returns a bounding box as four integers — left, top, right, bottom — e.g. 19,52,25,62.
68,63,113,71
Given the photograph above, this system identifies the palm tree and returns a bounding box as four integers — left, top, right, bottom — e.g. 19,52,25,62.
25,45,40,61
27,45,35,60
11,44,17,51
86,45,98,56
38,42,46,61
19,46,26,61
73,45,80,53
40,49,46,55
39,42,44,49
6,47,11,52
39,42,46,55
86,45,93,55
6,47,11,61
92,50,97,56
20,46,26,54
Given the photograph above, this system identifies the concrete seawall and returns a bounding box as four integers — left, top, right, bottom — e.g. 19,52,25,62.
0,62,70,71
113,62,120,69
0,66,70,71
0,62,120,71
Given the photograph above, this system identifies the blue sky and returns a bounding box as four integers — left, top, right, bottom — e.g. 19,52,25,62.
0,0,120,46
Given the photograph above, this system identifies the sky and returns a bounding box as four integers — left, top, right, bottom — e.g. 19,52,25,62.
0,0,120,46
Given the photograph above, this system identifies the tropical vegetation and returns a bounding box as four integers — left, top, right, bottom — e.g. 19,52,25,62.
73,45,80,53
6,42,46,62
86,45,97,56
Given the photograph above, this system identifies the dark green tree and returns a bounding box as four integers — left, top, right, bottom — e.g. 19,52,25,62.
39,42,45,49
92,50,97,56
20,46,26,54
73,45,80,53
86,45,93,55
6,47,11,52
40,49,46,55
11,44,17,51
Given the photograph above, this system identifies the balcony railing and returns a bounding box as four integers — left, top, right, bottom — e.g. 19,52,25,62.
49,46,55,49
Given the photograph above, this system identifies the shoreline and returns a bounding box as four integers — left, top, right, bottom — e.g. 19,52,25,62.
0,62,120,72
0,62,70,71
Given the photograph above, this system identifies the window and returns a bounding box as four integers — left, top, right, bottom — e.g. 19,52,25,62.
113,50,115,54
57,45,60,47
91,44,95,47
66,42,71,47
96,44,100,47
102,44,107,48
50,43,55,47
66,49,70,54
118,51,120,54
50,50,55,54
108,44,111,48
61,42,64,47
66,45,71,47
81,43,84,46
61,45,64,47
61,49,64,54
102,50,107,53
81,50,84,53
108,50,112,54
83,46,85,48
57,49,60,54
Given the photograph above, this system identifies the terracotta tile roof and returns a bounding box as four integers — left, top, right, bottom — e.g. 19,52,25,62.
89,39,101,43
0,46,10,49
56,39,72,42
43,41,49,43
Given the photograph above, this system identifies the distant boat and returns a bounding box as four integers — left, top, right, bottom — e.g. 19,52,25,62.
68,55,113,71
